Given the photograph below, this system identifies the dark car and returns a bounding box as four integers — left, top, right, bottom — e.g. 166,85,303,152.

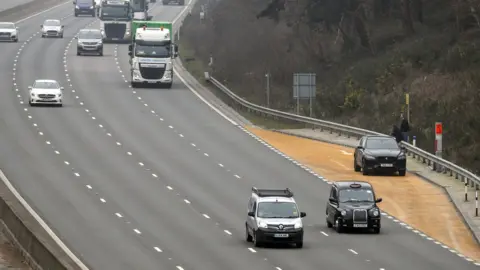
354,135,407,176
326,181,382,234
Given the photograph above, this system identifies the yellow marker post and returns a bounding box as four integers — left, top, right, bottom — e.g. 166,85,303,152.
405,93,410,123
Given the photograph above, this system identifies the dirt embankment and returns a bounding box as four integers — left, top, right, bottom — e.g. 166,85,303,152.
179,0,480,173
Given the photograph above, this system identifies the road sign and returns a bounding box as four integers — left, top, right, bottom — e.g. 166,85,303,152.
435,122,443,159
405,93,409,105
293,73,316,116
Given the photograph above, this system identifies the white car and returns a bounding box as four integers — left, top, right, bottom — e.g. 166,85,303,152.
0,22,18,42
41,19,64,38
29,79,64,107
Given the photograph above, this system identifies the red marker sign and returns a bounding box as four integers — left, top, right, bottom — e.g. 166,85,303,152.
435,123,443,135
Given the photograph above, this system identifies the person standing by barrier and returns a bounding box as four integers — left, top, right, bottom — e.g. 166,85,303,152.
400,113,410,143
391,125,403,143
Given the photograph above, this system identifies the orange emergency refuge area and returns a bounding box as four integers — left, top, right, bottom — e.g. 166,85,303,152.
245,126,480,260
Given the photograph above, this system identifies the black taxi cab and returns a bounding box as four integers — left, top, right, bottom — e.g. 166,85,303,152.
325,181,382,234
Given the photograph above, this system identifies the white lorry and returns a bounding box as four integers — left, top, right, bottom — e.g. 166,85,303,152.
129,23,178,88
99,0,132,43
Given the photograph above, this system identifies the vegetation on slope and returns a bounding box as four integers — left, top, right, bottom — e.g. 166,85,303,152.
179,0,480,172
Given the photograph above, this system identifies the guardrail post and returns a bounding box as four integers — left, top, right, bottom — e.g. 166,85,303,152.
465,179,468,201
412,136,416,147
476,188,478,217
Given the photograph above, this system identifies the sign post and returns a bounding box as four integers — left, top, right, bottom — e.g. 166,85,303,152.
434,122,443,172
435,122,443,158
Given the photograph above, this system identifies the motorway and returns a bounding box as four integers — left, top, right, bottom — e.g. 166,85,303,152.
0,1,479,270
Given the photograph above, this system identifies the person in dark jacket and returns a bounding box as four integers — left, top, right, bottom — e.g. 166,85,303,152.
400,114,410,142
391,125,403,143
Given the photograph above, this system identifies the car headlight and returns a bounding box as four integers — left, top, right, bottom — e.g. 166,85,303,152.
30,92,35,97
57,93,62,97
164,70,171,77
90,5,94,8
257,221,267,228
398,154,406,160
370,208,380,217
341,210,347,216
364,154,375,160
75,5,79,8
294,221,303,229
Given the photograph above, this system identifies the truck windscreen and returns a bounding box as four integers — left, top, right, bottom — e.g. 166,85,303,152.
135,45,171,58
131,0,145,11
101,6,129,18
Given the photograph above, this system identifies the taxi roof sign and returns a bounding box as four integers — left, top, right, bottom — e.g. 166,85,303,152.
350,183,362,188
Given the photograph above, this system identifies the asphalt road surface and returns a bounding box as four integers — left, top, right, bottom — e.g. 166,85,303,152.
0,0,34,12
0,2,478,270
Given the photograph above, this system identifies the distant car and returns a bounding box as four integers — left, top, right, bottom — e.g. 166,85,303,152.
162,0,184,5
326,181,382,234
41,19,64,38
0,22,18,42
74,0,96,17
245,187,306,248
28,79,64,107
76,29,103,56
354,135,407,176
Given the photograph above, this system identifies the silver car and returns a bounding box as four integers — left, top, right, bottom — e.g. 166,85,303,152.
29,79,64,107
41,19,64,38
0,22,18,42
76,29,103,56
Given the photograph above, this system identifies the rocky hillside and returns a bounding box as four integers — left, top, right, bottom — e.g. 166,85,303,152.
179,0,480,172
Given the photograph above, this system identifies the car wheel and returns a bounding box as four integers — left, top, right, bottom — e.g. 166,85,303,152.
41,35,45,38
253,231,262,247
361,159,368,175
131,82,138,88
245,224,252,242
335,218,343,233
354,156,361,172
99,51,103,56
14,38,18,42
398,169,406,176
74,13,78,17
58,103,63,107
59,34,63,38
372,227,380,234
29,100,33,106
296,241,303,248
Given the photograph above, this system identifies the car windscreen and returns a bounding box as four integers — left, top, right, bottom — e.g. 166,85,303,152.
0,23,14,29
135,44,171,58
339,188,374,203
44,20,60,26
257,202,299,218
33,81,59,89
77,0,93,4
79,31,102,39
366,138,399,149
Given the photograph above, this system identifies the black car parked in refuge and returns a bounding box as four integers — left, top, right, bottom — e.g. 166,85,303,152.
354,135,407,176
326,181,382,234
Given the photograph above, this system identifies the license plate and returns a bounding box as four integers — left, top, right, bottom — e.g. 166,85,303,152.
353,224,368,228
147,81,157,83
380,163,393,167
112,38,118,40
274,234,289,238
